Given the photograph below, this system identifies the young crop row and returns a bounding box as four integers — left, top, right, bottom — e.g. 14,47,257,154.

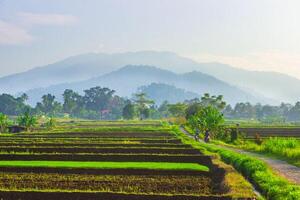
0,154,213,164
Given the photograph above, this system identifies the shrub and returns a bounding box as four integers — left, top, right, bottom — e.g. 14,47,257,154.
45,117,56,129
17,112,37,131
0,113,10,133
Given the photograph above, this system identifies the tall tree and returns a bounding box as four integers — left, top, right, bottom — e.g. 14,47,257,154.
37,94,62,116
63,89,82,114
134,93,154,120
122,101,135,120
0,113,9,133
200,93,226,110
84,87,115,112
188,105,224,137
168,103,187,117
0,94,29,115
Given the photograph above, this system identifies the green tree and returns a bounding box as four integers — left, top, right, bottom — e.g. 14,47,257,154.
17,112,37,131
122,101,135,120
134,93,154,120
185,103,203,119
84,87,115,112
36,94,62,116
188,105,224,138
168,103,187,117
63,89,82,114
287,102,300,121
0,94,29,115
158,101,170,118
0,113,9,133
201,93,226,110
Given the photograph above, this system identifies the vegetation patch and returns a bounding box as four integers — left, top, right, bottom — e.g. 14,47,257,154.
238,137,300,167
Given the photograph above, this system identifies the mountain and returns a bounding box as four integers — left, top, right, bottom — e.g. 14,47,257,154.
138,83,198,105
25,65,263,106
182,62,300,103
1,50,298,103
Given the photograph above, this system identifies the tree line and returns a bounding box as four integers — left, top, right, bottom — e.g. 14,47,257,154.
1,86,300,122
223,102,300,122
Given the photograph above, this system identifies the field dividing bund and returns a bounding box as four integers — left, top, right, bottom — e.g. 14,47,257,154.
0,122,251,199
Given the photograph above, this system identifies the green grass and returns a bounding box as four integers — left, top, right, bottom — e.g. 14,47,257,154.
0,161,209,171
238,137,300,167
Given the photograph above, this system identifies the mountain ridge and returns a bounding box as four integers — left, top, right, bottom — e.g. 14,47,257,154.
25,65,266,106
0,50,298,103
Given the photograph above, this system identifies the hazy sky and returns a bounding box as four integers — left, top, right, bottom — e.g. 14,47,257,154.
0,0,300,78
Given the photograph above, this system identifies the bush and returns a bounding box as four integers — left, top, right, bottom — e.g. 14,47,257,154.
17,112,37,131
45,117,56,129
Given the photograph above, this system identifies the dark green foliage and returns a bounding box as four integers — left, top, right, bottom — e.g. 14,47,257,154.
185,103,202,119
186,105,224,139
200,93,226,110
83,87,115,112
134,93,154,120
0,113,10,133
225,101,300,122
0,93,30,115
122,102,135,119
168,103,187,118
35,94,62,116
63,89,83,114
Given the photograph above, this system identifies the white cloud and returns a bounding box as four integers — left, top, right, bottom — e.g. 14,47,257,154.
18,12,78,26
0,12,78,45
187,50,300,79
0,20,32,45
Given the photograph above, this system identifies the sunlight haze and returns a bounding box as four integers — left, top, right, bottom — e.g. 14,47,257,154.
0,0,300,78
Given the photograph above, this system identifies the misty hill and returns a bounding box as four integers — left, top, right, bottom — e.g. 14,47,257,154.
138,83,198,105
25,65,262,106
1,50,298,103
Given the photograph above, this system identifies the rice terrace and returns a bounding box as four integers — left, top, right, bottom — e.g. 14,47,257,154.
0,120,256,200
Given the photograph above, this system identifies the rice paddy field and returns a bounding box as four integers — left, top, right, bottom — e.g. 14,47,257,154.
0,120,255,200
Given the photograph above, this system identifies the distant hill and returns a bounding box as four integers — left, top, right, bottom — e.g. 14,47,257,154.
0,50,298,103
26,65,264,106
138,83,198,105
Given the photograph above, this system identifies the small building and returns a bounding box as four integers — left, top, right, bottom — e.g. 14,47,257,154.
8,126,26,133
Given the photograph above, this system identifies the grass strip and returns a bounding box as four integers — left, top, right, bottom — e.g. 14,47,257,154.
0,161,209,171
